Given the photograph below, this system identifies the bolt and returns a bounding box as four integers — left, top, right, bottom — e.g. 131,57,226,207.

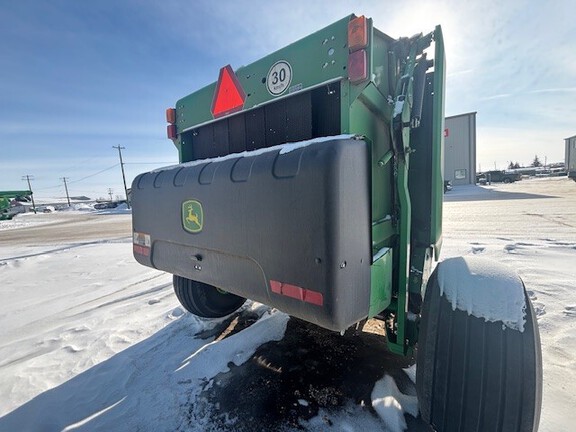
339,261,347,269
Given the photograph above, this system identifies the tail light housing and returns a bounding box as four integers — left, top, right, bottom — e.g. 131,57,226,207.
348,49,368,83
166,107,176,124
347,16,368,84
167,124,177,140
348,15,368,52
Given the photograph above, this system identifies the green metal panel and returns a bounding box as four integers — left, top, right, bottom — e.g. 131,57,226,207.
175,15,354,135
431,26,446,259
369,248,393,316
349,92,393,239
371,29,395,102
0,191,32,196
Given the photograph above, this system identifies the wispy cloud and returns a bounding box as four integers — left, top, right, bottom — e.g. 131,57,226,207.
447,69,473,78
528,87,576,94
479,94,513,101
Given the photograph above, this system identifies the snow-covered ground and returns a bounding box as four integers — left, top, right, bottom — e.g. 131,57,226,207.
0,177,574,431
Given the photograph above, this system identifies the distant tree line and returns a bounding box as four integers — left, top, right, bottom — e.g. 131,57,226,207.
508,155,543,170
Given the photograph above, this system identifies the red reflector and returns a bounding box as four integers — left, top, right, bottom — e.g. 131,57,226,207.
444,128,449,137
167,124,177,139
348,49,367,83
211,65,246,118
166,108,176,124
270,280,324,306
348,15,368,52
133,244,150,257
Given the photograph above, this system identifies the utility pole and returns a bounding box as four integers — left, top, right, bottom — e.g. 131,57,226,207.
108,188,114,201
61,177,71,207
22,174,37,214
113,145,130,209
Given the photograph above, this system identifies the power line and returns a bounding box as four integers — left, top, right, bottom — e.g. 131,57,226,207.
59,156,102,174
35,183,64,191
35,165,118,192
67,164,119,184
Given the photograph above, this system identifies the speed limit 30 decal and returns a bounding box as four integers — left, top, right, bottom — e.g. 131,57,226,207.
266,60,292,96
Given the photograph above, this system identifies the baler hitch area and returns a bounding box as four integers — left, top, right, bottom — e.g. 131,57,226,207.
131,14,542,432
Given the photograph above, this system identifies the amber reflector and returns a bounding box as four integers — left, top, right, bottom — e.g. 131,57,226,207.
166,108,176,124
348,15,368,52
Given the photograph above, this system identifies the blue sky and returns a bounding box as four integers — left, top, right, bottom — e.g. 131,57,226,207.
1,0,574,199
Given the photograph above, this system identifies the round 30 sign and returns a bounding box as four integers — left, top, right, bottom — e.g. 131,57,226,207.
266,61,292,96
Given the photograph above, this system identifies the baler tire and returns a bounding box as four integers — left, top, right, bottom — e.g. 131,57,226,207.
416,262,542,432
173,275,246,318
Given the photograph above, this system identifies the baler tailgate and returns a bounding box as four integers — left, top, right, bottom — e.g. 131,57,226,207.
132,137,371,331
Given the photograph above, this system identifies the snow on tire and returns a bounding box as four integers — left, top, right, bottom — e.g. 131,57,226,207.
416,256,542,432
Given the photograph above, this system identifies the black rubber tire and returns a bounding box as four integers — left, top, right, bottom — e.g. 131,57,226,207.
503,178,512,183
173,275,246,318
416,265,542,432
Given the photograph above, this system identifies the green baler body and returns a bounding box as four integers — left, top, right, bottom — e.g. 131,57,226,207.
134,15,445,355
0,190,32,220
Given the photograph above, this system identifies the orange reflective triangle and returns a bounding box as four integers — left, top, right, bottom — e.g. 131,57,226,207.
211,65,246,118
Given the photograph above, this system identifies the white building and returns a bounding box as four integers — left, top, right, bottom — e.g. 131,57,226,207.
444,112,477,185
565,135,576,177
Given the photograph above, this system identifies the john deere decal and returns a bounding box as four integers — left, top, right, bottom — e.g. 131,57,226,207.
182,200,203,233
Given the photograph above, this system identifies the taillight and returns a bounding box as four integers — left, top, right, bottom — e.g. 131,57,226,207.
347,16,368,84
348,49,367,83
348,15,368,52
166,107,177,140
166,107,176,124
167,124,177,140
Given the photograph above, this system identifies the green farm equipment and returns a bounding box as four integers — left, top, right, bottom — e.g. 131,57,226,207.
132,15,541,431
0,190,32,220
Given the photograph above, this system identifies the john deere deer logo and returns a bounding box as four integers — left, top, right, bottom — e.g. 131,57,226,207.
182,200,203,233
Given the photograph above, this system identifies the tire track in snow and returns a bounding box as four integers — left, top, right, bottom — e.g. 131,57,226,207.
0,237,131,262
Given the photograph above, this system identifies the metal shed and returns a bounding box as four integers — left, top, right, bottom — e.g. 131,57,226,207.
565,135,576,179
444,112,477,185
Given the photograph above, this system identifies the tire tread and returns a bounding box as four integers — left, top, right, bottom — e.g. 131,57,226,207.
417,268,542,432
173,275,246,318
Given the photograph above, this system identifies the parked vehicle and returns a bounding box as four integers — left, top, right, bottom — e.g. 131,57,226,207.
131,15,541,431
476,170,521,183
94,202,119,210
94,200,128,210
